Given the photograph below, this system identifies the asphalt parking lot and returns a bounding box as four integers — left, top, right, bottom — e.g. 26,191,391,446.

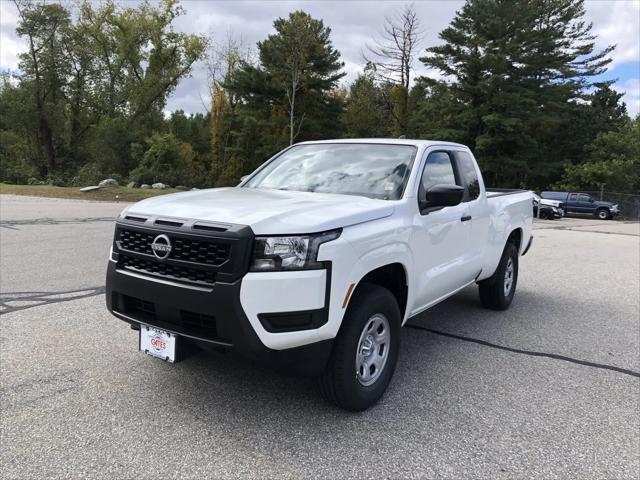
1,194,639,479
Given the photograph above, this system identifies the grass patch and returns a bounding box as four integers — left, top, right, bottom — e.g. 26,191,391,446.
0,183,184,202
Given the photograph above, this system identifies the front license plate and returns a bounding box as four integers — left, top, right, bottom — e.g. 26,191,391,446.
140,325,176,363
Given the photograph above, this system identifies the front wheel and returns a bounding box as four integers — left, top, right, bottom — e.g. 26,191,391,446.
319,284,400,411
596,208,610,220
478,242,519,310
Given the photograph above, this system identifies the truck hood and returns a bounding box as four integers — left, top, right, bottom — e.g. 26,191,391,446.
123,187,395,235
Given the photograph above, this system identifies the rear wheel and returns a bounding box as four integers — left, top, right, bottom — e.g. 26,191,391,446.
319,284,400,411
478,242,519,310
596,208,610,220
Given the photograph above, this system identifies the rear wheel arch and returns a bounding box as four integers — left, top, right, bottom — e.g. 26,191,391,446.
478,242,519,310
507,228,523,252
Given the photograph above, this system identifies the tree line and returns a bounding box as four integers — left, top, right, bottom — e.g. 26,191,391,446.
1,0,637,192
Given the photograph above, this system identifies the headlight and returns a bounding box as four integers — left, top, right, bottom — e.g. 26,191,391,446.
250,230,341,271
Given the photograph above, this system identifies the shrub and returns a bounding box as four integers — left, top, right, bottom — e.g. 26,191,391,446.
46,174,67,187
0,131,38,184
70,162,102,186
129,132,199,187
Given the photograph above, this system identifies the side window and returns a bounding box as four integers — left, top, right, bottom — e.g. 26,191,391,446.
456,151,480,201
578,194,591,202
569,193,578,201
421,151,457,191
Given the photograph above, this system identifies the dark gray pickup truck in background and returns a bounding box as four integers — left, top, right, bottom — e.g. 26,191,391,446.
541,191,619,220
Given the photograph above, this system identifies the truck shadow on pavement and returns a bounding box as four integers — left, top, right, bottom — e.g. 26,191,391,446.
137,284,637,426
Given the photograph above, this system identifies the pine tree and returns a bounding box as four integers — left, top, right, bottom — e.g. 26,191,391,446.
419,0,614,188
342,71,391,138
230,11,345,147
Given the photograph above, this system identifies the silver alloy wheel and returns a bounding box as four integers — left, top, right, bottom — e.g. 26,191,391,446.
598,210,608,220
355,313,391,387
504,257,514,297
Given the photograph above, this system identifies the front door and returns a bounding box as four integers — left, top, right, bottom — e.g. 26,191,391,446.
574,193,594,213
411,150,474,313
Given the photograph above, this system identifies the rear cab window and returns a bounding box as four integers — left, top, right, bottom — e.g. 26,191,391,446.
455,151,480,201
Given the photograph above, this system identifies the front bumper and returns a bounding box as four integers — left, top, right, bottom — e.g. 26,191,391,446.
106,261,333,375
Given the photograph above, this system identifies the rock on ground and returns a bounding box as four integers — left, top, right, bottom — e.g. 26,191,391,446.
98,178,118,187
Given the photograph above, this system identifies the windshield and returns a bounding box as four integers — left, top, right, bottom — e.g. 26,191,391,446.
242,143,417,200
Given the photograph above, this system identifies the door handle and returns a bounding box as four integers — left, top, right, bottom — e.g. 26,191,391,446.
461,215,472,222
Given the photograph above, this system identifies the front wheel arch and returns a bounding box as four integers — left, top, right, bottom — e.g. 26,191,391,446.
348,262,409,320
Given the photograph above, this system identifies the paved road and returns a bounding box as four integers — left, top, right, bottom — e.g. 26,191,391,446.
1,195,639,479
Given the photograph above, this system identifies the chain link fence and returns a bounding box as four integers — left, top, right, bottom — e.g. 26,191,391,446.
576,191,640,219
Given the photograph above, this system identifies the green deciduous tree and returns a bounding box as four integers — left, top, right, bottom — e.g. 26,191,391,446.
7,0,207,181
556,117,639,192
129,132,205,187
13,0,70,173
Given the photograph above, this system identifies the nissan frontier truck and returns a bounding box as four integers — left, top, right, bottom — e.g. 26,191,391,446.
106,139,533,411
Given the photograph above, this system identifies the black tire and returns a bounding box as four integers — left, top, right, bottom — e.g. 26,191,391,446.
596,208,610,220
319,284,401,411
478,242,519,310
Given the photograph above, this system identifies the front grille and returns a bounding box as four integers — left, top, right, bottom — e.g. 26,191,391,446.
113,219,252,287
119,229,155,255
172,237,230,265
118,229,230,266
119,253,216,286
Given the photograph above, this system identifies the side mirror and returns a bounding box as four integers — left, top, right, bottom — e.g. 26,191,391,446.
421,184,464,210
240,175,249,182
589,198,594,203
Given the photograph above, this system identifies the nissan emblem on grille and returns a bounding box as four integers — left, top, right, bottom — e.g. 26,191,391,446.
150,234,172,259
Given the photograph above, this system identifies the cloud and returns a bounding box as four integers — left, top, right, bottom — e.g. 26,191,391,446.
0,2,22,71
167,0,462,112
1,0,638,116
614,78,640,117
586,0,640,67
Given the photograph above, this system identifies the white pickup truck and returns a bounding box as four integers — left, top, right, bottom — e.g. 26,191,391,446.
106,139,533,410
